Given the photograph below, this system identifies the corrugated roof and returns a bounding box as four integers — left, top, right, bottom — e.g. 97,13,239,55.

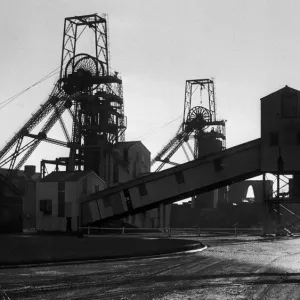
39,170,95,182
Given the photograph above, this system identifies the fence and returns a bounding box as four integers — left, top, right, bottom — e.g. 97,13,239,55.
77,226,263,237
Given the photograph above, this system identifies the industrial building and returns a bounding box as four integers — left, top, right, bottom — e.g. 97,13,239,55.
0,14,163,232
37,171,106,232
81,85,300,236
170,179,274,228
0,166,39,231
112,141,151,184
1,13,300,235
0,174,23,232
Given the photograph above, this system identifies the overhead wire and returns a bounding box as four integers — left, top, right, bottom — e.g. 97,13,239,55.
0,57,71,111
0,37,181,145
0,24,92,111
0,60,181,141
133,114,183,141
0,66,62,111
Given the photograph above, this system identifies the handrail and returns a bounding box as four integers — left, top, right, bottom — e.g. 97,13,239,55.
77,226,263,237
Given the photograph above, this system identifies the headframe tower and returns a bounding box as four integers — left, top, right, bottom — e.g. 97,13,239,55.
152,78,226,171
0,14,126,185
151,78,227,207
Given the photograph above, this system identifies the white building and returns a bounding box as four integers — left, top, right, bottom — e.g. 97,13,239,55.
36,170,106,232
36,141,170,231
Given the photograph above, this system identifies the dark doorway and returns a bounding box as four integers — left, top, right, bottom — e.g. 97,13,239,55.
66,217,72,232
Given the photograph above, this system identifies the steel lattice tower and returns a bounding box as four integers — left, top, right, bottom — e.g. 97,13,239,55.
0,14,126,185
152,79,226,172
151,78,227,206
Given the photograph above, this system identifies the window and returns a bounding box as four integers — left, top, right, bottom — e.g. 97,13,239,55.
123,189,133,211
269,132,279,146
175,171,185,184
58,181,65,192
138,184,148,196
40,199,52,215
214,158,224,172
103,196,111,208
82,178,87,194
94,184,100,192
136,152,140,162
281,91,300,118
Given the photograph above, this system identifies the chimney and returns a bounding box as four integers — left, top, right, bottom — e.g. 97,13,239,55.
24,165,36,179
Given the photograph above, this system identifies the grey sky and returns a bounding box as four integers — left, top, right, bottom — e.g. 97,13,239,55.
0,0,299,170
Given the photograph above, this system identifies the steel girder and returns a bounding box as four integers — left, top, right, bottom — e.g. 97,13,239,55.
0,139,39,168
82,139,261,224
0,83,62,162
15,101,69,170
54,104,71,143
0,81,72,171
151,125,194,172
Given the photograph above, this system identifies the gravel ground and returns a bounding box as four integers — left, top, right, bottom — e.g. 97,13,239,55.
1,235,300,299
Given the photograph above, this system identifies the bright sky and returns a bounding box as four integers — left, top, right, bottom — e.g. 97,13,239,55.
1,0,300,173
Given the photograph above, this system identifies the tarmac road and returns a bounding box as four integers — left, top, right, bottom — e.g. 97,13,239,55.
2,236,300,300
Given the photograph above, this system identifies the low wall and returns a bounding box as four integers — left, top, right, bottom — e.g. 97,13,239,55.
0,235,203,266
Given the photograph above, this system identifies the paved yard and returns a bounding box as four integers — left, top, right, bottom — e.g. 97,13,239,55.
2,235,300,299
